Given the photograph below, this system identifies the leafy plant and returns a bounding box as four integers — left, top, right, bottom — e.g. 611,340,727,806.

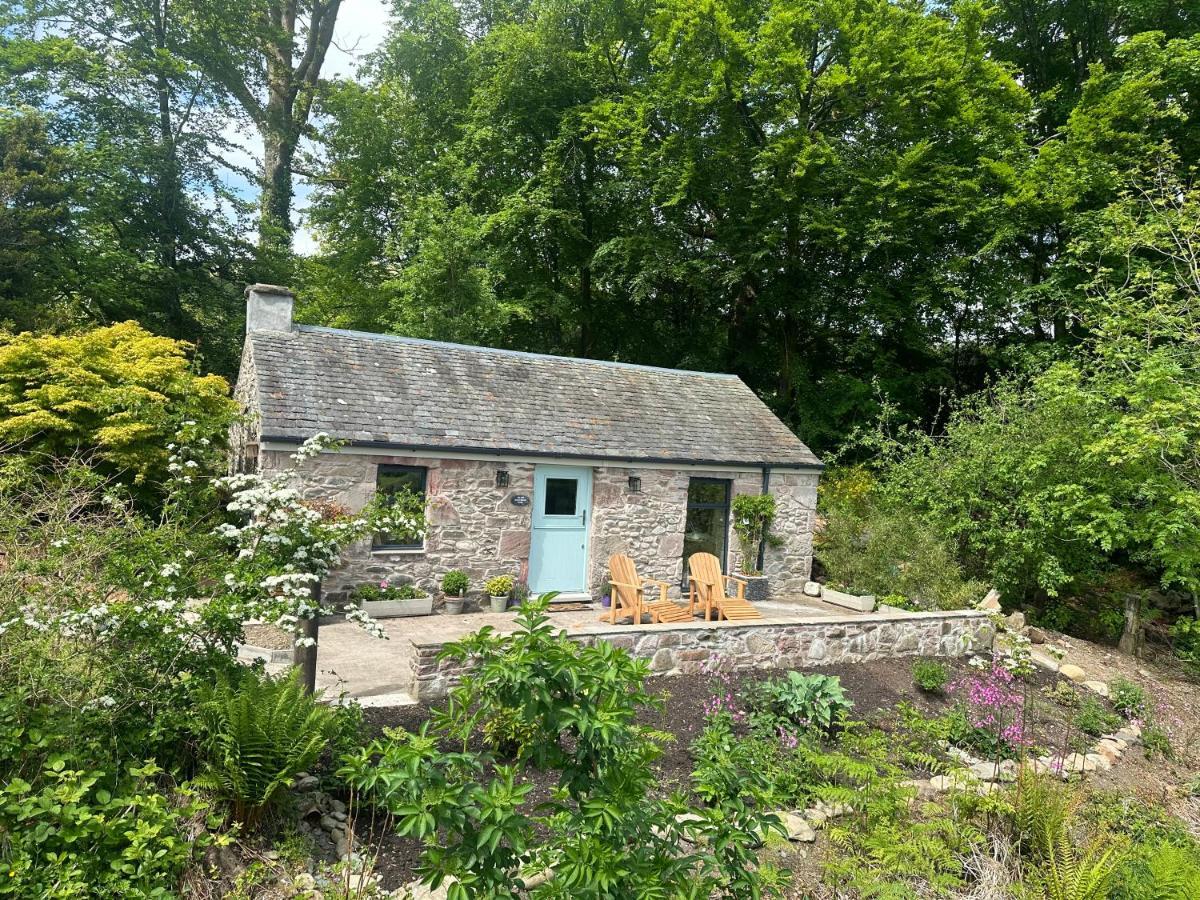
352,579,427,602
481,705,540,759
1170,617,1200,673
195,670,336,827
1045,681,1082,708
441,569,469,597
484,574,514,597
746,672,854,736
1074,697,1122,738
731,493,777,576
911,659,950,693
1108,677,1148,721
0,759,207,899
1140,724,1173,760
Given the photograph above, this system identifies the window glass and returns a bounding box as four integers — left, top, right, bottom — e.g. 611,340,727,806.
688,479,729,506
375,465,427,548
544,478,578,515
683,478,731,585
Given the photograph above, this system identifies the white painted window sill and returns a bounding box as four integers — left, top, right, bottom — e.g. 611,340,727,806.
371,547,426,556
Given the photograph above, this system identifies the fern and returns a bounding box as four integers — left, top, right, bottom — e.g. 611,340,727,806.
1022,823,1123,900
195,669,335,826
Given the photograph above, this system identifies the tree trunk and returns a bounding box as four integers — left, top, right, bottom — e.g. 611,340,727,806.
294,581,321,694
1118,593,1144,657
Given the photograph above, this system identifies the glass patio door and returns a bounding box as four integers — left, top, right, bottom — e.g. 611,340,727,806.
682,478,731,586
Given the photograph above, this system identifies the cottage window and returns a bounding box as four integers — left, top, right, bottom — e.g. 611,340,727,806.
374,465,427,549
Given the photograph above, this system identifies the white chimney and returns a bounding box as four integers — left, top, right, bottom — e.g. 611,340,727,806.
245,283,295,333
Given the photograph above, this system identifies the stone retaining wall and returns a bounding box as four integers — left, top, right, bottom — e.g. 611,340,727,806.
408,610,994,702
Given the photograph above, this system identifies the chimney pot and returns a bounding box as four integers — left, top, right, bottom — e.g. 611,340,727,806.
245,283,294,333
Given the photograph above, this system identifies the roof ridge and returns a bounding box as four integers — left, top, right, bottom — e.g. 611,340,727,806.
290,324,741,380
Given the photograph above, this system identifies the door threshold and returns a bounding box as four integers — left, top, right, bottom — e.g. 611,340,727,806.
536,592,593,605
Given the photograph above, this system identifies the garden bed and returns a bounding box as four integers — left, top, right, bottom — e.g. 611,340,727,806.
350,653,1128,891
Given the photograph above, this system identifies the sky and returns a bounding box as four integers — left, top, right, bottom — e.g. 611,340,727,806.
221,0,393,255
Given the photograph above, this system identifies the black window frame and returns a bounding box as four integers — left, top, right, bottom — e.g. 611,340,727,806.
374,464,428,550
682,477,732,586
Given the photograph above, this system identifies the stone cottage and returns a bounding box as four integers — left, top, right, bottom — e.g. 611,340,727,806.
232,284,824,602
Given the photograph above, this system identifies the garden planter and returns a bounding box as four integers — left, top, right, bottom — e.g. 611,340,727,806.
361,596,433,618
443,597,465,615
738,573,769,602
821,588,876,613
489,594,510,613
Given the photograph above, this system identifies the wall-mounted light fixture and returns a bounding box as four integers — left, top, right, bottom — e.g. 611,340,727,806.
627,474,642,493
495,469,510,488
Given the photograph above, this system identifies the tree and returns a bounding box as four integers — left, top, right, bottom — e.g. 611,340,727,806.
308,0,1033,450
187,0,344,261
0,0,254,374
0,322,235,499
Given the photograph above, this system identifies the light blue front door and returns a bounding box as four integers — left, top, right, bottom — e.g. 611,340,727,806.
528,465,592,594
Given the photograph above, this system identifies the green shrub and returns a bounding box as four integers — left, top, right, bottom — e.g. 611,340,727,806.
484,574,514,597
746,672,854,736
1044,680,1081,708
0,323,235,503
911,659,950,693
1141,724,1173,760
1108,677,1148,721
481,705,540,759
196,670,336,827
0,759,204,899
441,569,469,597
1074,696,1122,738
731,493,777,576
1170,617,1200,673
817,475,986,610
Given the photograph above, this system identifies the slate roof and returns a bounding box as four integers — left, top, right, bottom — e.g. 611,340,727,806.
244,326,822,468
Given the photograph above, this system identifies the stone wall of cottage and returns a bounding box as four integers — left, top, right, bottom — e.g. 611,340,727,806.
409,610,994,701
262,449,535,602
259,450,819,602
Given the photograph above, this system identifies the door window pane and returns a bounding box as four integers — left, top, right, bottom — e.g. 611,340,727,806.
544,478,578,515
688,479,729,505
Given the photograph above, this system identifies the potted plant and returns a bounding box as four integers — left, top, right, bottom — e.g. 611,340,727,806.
732,493,778,602
351,579,432,618
441,569,469,615
485,574,514,613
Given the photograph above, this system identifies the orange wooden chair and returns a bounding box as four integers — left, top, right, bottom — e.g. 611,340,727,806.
606,554,692,625
687,552,762,622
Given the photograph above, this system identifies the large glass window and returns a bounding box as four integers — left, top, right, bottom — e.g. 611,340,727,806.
374,465,427,549
682,478,731,584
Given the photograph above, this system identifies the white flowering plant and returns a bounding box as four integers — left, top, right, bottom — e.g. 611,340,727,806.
208,434,427,646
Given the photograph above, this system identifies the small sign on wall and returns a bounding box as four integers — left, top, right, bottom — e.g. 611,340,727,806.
510,494,531,507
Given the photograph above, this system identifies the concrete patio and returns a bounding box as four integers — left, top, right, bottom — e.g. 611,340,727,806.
303,595,992,706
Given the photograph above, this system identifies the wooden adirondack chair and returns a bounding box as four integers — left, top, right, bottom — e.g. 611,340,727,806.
687,552,762,622
607,554,692,625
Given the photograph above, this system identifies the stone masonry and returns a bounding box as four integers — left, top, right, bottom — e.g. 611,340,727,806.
260,447,819,602
408,609,994,701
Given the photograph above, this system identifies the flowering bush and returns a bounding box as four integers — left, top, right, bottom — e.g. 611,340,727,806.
951,661,1028,758
211,434,427,646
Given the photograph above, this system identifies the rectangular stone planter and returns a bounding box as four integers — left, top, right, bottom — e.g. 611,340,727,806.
362,596,434,618
821,588,876,613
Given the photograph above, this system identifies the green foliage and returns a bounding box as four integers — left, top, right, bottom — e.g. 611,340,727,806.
1140,724,1173,760
745,672,853,736
0,323,235,501
1044,681,1082,709
480,705,540,760
731,493,777,575
818,471,986,610
911,660,950,694
1074,697,1122,738
343,597,788,897
1114,840,1200,900
351,581,427,602
1169,617,1200,673
195,670,337,827
441,569,469,597
1108,678,1149,721
484,574,515,597
0,759,203,899
690,712,812,810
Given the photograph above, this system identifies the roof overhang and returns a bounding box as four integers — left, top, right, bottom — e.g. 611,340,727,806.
259,435,825,472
